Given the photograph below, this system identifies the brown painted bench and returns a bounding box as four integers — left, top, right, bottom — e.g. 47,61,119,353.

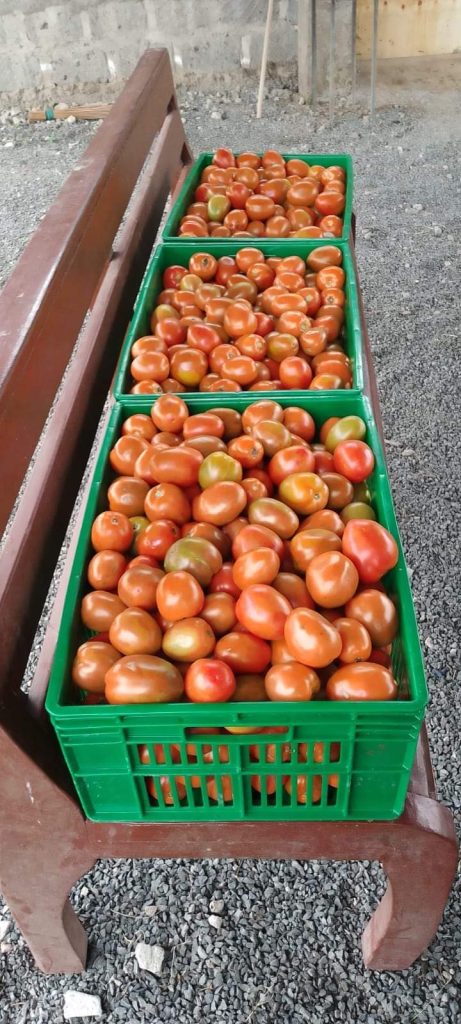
0,48,457,975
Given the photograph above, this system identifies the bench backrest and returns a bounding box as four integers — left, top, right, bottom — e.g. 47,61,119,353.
0,49,191,784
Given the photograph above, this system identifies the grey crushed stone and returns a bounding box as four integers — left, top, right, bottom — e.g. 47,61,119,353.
0,81,461,1023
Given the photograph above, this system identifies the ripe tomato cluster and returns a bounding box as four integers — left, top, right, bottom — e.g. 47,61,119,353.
177,149,346,239
138,732,340,806
72,398,400,804
129,246,352,395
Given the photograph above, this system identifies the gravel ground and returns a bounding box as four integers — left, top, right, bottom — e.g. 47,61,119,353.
0,81,460,1022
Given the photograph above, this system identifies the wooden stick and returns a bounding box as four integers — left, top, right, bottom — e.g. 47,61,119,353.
297,0,310,102
256,0,274,119
370,0,379,116
329,0,336,121
310,0,318,106
351,0,357,101
28,103,112,123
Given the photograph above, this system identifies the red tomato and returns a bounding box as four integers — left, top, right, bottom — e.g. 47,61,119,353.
285,775,322,805
334,617,372,663
235,584,291,640
187,322,221,354
290,528,342,571
189,252,218,280
209,563,242,600
326,662,397,701
232,546,280,589
227,435,265,469
215,632,271,673
109,607,162,656
232,523,285,560
155,318,187,347
183,413,225,439
272,572,313,609
201,592,237,635
342,521,399,583
284,608,342,667
278,356,313,389
163,265,187,289
265,662,318,701
231,674,267,701
91,512,133,552
162,617,216,661
122,413,156,440
305,551,359,607
118,564,163,610
301,508,344,536
283,407,315,442
268,446,315,485
212,148,236,169
279,472,329,517
206,776,234,802
144,483,190,525
369,647,392,668
271,637,295,664
184,659,236,702
147,447,203,487
87,550,127,591
224,303,258,339
146,776,187,805
248,497,299,539
107,475,147,516
345,589,398,646
105,654,184,703
192,482,247,526
151,394,188,433
333,441,375,483
156,571,204,621
136,519,180,560
72,640,120,693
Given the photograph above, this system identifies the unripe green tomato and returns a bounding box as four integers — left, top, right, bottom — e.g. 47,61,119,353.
353,481,372,504
198,452,243,489
164,537,222,585
180,273,202,292
208,195,231,222
266,333,299,362
129,516,150,545
325,416,366,452
340,501,377,524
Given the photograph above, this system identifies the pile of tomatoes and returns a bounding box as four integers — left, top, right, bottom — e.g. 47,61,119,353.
72,397,400,804
176,149,346,239
129,246,352,395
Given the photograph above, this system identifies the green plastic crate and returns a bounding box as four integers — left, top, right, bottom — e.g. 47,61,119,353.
46,393,427,824
163,152,353,243
113,239,363,400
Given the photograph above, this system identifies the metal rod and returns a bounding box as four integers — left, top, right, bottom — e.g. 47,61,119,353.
256,0,274,119
311,0,317,106
370,0,379,117
351,0,357,102
329,0,336,121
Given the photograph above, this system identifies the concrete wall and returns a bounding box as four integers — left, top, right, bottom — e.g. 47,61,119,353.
0,0,300,98
0,0,459,101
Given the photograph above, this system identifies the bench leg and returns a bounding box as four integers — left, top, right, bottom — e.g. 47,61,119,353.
0,839,95,974
362,798,458,970
0,733,95,973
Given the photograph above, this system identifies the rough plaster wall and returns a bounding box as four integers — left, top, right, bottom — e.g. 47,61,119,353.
0,0,301,98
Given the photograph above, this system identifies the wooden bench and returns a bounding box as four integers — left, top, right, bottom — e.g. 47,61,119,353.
0,48,457,975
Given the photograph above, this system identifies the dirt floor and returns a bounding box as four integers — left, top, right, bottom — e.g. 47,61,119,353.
0,71,460,1024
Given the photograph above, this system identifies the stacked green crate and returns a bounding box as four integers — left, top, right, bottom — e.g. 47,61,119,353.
113,240,363,400
46,153,428,823
162,153,353,244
